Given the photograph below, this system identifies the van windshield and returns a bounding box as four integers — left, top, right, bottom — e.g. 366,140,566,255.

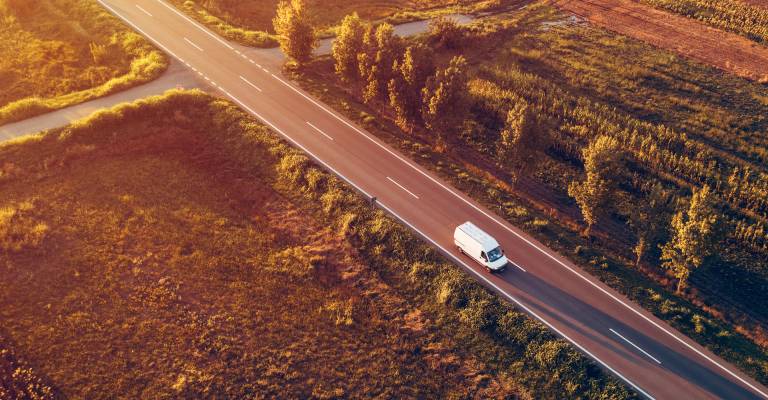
487,247,504,262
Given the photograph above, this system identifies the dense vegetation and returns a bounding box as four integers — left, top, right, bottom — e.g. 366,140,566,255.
292,1,768,385
640,0,768,44
0,91,635,399
0,0,168,125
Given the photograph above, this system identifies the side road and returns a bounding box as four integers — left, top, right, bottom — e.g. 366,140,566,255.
0,59,203,141
0,15,472,141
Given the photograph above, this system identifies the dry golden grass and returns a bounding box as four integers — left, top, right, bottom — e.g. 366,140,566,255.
0,91,520,399
0,0,167,124
185,0,474,32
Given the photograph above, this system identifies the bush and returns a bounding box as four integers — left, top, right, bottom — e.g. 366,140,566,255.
428,17,465,50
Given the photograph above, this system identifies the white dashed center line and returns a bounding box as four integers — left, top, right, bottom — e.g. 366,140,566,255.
387,177,419,199
610,329,662,364
239,76,263,92
135,4,153,17
306,121,334,141
510,261,527,272
183,37,203,51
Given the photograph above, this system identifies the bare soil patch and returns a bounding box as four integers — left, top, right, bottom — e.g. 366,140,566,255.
554,0,768,81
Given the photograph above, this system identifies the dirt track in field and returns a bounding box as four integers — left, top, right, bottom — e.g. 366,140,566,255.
553,0,768,82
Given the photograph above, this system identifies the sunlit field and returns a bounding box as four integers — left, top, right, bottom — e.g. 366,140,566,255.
0,0,166,125
179,0,473,32
292,1,768,385
167,0,498,47
0,91,633,399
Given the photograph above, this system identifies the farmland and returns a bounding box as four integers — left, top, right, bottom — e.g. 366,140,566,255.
0,0,167,125
553,0,768,82
638,0,768,44
0,91,633,399
291,0,768,385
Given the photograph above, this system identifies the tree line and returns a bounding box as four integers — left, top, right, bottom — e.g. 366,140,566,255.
271,2,767,294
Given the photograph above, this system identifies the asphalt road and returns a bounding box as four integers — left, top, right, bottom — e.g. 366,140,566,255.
97,1,768,398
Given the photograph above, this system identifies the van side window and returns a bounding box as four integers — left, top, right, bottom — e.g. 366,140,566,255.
480,251,488,261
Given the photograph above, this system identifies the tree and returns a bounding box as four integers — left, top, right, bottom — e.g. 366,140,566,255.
273,0,316,65
360,23,401,103
332,13,367,83
421,55,469,144
357,24,375,82
627,183,673,267
660,185,720,293
388,44,435,132
497,99,547,187
567,135,622,237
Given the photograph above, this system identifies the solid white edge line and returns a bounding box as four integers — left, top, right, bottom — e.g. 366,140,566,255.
90,3,768,398
268,71,768,400
239,76,263,92
611,329,663,365
306,121,334,141
220,86,654,400
82,5,652,396
135,4,153,17
386,176,419,200
154,0,234,49
183,37,203,51
96,0,183,61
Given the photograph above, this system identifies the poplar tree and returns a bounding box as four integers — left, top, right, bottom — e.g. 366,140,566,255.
361,23,401,103
421,55,469,143
332,13,367,83
273,0,316,66
627,183,673,267
660,185,720,293
357,24,375,82
497,100,547,187
388,44,435,131
568,135,622,237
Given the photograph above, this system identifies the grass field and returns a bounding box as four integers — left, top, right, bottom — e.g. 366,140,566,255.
168,0,501,46
292,1,768,385
0,91,634,399
0,0,167,125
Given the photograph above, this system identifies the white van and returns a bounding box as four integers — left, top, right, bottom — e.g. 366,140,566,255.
454,221,508,272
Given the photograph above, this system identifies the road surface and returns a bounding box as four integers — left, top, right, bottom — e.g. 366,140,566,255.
96,1,768,398
0,58,203,140
0,14,468,140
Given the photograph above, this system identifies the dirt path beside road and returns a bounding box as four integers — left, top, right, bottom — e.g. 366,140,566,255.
554,0,768,82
